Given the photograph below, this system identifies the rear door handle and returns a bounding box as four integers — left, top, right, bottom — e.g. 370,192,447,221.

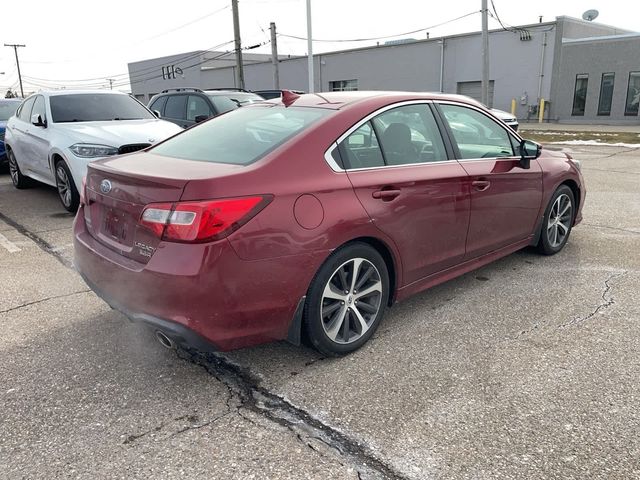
472,180,491,192
372,189,401,201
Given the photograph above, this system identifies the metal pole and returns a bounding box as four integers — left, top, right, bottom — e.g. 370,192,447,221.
107,78,115,90
481,0,489,106
439,39,445,93
4,44,25,98
537,32,548,101
231,0,245,89
270,22,280,90
306,0,314,93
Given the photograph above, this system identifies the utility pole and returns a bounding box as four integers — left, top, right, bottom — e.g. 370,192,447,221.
270,22,279,90
107,78,115,90
231,0,245,89
306,0,314,93
481,0,490,106
4,44,25,98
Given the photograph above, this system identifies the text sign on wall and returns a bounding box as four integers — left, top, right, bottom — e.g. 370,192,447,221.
162,65,184,80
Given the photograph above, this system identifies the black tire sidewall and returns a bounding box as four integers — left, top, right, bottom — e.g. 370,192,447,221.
304,243,390,356
55,159,80,213
538,185,575,255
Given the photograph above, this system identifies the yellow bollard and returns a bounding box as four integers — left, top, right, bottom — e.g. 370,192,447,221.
538,98,545,123
511,98,517,116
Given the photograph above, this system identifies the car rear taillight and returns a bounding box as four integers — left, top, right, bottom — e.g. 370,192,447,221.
139,196,272,243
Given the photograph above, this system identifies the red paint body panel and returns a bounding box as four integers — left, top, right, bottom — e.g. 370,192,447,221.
73,91,586,352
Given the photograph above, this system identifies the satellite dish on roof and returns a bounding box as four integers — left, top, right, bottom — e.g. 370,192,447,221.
582,9,599,21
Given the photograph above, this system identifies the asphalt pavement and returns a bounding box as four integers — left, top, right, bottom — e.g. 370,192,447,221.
0,144,639,479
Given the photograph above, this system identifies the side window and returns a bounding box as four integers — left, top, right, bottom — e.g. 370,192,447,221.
18,97,36,122
372,104,447,165
439,104,514,159
338,122,384,169
187,95,212,121
164,95,187,120
31,96,46,123
149,96,167,116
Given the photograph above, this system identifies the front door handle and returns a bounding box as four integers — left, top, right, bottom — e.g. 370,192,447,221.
472,180,491,192
372,189,401,201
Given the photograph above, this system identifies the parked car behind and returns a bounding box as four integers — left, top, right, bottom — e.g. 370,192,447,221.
0,98,22,167
74,91,584,357
5,90,182,212
149,88,264,128
490,108,519,131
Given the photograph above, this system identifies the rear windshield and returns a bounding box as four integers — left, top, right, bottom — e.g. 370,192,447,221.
0,102,20,121
151,105,330,165
50,94,155,123
207,92,264,114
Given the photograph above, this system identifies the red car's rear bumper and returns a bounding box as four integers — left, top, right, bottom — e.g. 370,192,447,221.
73,208,325,351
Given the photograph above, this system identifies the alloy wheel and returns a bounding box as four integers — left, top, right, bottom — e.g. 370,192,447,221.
320,258,383,344
56,165,72,208
546,193,572,248
8,152,19,186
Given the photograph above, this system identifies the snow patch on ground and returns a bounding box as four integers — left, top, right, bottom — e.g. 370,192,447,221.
548,140,640,147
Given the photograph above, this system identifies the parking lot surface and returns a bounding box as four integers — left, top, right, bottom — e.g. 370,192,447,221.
1,144,639,479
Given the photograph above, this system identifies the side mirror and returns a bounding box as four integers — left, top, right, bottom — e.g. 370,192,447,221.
31,114,47,128
519,139,541,169
194,114,209,123
152,110,161,118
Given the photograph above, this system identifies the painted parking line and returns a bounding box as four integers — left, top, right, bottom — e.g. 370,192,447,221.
0,232,21,253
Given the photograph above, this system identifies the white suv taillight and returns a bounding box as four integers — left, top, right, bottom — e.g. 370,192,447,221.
139,196,272,243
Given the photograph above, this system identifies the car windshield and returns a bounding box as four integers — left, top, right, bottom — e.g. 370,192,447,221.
151,105,331,165
50,94,155,123
0,102,19,121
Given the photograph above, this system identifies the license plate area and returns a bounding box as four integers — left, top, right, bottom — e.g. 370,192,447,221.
102,208,128,243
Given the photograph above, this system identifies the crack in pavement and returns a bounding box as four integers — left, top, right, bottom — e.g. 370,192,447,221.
582,223,640,235
515,270,627,338
178,348,411,480
0,211,74,269
0,289,91,314
559,271,627,328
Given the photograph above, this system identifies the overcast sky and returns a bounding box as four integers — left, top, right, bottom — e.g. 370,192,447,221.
1,0,637,95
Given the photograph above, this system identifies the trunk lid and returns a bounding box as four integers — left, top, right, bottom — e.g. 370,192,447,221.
84,152,243,263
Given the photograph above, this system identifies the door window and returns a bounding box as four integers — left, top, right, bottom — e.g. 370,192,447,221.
338,122,384,169
372,104,447,165
339,103,447,169
18,96,36,122
30,96,46,123
439,104,514,159
164,95,187,120
572,74,589,116
625,72,640,116
149,96,167,116
187,95,212,121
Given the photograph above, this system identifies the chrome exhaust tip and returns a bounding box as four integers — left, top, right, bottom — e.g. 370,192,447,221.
155,330,175,349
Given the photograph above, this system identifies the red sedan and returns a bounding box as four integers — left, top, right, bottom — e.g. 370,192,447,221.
74,91,585,356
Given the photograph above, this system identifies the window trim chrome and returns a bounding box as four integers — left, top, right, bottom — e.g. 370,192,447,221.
324,99,449,172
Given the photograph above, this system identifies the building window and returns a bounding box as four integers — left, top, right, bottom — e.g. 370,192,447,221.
330,80,358,91
571,74,588,116
625,72,640,116
597,73,615,116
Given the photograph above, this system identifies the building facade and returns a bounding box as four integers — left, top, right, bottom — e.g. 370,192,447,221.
128,16,640,124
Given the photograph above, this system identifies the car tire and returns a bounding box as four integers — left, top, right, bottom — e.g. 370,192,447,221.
7,148,32,189
536,185,575,255
304,242,390,356
54,159,80,213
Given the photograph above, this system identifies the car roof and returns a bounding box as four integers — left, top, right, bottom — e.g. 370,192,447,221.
37,90,129,98
265,91,487,111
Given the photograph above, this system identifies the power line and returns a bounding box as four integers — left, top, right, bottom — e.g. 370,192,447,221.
278,11,481,43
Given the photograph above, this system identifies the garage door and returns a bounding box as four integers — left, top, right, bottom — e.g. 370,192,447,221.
457,81,495,107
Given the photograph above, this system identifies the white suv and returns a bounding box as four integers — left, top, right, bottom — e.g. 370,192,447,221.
5,90,182,211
